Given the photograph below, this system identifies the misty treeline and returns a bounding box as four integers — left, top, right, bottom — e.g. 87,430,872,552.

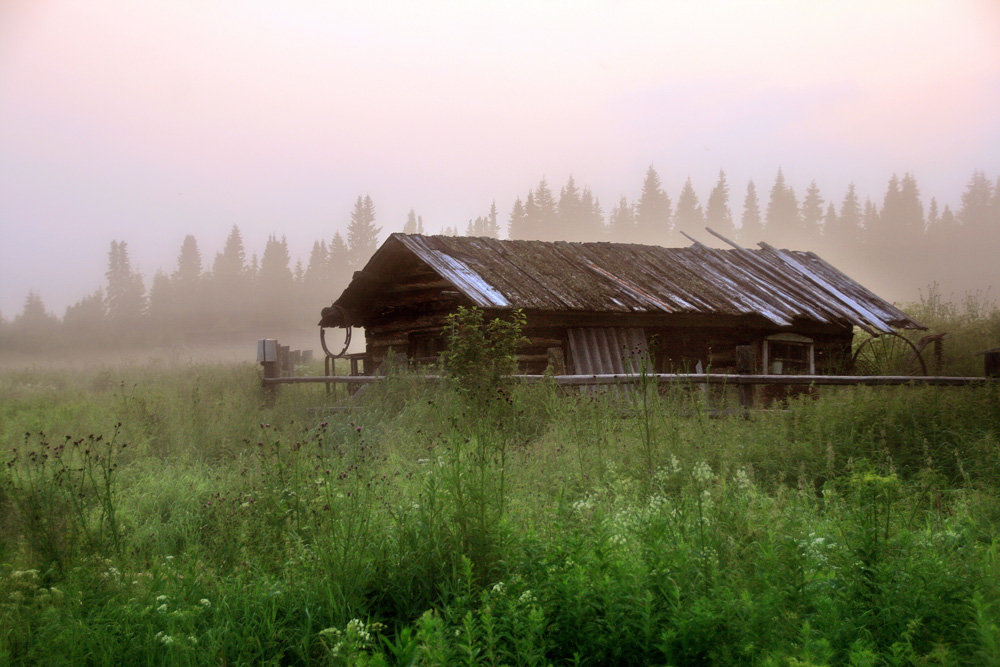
2,169,998,353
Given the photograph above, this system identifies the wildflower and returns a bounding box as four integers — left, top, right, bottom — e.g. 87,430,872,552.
346,618,371,641
156,595,169,603
571,497,594,513
157,603,168,613
198,598,211,608
693,460,714,485
647,495,668,512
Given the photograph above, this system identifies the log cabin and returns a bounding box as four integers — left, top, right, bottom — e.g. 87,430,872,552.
318,233,923,378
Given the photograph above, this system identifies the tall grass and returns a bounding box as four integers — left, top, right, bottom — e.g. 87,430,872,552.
0,349,998,663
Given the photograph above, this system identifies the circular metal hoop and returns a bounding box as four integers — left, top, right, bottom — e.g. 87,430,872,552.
320,326,352,359
851,330,927,376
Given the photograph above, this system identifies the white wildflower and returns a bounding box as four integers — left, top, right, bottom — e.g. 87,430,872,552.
609,533,629,546
571,496,594,513
693,460,713,485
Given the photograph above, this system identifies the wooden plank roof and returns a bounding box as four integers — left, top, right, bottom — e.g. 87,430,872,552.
325,233,923,333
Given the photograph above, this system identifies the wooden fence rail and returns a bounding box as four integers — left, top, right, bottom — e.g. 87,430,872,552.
263,373,993,387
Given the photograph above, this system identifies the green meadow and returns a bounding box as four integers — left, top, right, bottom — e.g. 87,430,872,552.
2,300,999,665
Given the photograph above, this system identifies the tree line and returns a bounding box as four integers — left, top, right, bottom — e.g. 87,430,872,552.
2,169,998,353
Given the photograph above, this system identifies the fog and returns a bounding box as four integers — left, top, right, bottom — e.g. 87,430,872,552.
2,1,999,324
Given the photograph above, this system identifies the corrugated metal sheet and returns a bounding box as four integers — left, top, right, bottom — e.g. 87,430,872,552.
567,327,648,374
342,233,922,333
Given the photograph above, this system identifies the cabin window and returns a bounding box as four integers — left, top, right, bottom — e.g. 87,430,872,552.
763,333,815,375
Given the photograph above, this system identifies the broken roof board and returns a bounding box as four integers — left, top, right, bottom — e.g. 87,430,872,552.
337,233,922,333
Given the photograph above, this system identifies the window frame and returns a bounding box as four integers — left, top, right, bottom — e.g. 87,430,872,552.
762,333,815,375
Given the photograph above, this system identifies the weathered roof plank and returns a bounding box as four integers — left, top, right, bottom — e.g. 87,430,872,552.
332,233,923,332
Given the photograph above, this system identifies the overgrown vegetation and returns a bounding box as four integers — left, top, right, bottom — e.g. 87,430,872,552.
1,310,999,664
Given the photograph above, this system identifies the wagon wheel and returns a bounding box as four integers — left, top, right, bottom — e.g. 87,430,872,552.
851,331,927,376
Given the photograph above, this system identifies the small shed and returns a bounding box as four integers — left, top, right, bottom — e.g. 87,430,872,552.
318,233,924,377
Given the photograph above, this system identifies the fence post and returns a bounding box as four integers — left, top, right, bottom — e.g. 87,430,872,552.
735,345,756,409
258,338,279,407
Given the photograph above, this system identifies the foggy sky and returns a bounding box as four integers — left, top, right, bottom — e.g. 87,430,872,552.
2,1,999,316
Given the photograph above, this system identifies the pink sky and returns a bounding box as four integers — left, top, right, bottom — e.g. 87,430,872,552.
1,0,999,316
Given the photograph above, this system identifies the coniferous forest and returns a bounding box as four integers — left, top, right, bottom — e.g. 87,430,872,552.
2,169,999,354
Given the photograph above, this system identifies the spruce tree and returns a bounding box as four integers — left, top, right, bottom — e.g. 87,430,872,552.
898,174,925,237
174,235,203,283
257,235,295,326
146,271,173,330
466,216,487,236
765,169,800,245
557,176,581,240
957,170,998,286
12,291,58,349
260,235,294,287
532,179,557,241
959,170,994,230
800,181,824,245
15,291,57,332
62,289,105,345
926,197,940,228
869,175,902,253
705,170,734,241
674,177,704,236
328,232,352,292
172,234,205,332
347,195,380,269
508,198,528,239
822,203,838,239
739,181,763,245
635,165,672,244
485,201,500,238
608,196,636,241
835,183,863,249
214,226,246,281
579,188,604,240
209,226,247,331
105,241,146,335
861,198,880,249
305,240,329,287
403,209,420,234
